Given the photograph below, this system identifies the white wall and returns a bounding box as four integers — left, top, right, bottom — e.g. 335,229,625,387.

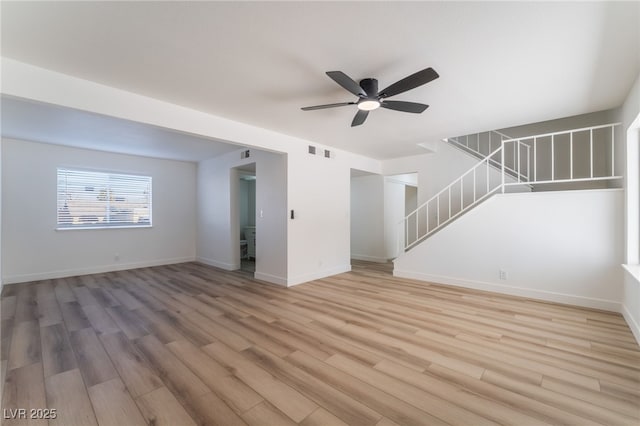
620,71,640,343
197,150,239,271
394,189,624,311
623,267,640,343
384,178,406,259
197,149,288,285
287,150,352,285
383,140,479,206
2,138,197,283
0,138,2,293
350,175,386,262
256,152,288,284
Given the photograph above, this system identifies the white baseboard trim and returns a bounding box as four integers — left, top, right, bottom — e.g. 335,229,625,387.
196,257,239,271
287,264,352,287
622,303,640,345
3,256,196,285
351,254,389,263
254,271,287,287
393,269,621,312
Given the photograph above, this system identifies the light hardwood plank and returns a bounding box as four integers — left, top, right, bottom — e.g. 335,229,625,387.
59,301,91,332
81,305,120,335
99,331,163,398
69,328,118,387
36,282,62,327
241,401,297,426
242,345,382,426
286,350,448,426
1,362,47,426
134,334,211,402
87,378,147,426
166,339,263,413
204,341,318,422
41,323,76,378
135,386,197,426
45,369,98,426
7,320,41,371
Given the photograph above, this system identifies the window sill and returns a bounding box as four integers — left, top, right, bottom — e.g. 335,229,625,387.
56,225,152,231
623,264,640,284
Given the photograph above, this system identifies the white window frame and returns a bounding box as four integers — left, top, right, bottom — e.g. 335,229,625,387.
57,167,152,230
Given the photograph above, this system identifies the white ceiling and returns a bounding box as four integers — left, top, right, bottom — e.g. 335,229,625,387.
1,1,639,160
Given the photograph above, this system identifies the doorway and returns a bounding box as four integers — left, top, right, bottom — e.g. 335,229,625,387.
237,163,256,273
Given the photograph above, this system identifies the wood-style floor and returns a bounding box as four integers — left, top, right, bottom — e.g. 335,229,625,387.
1,260,639,426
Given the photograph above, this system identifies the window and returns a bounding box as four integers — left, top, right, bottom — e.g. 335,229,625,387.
57,168,152,229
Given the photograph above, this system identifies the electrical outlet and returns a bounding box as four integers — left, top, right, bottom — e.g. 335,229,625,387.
499,269,507,280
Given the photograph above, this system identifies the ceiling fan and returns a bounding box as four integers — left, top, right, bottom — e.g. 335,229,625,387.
301,67,439,127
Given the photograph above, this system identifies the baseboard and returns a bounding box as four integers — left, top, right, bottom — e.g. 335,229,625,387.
196,257,240,271
196,257,239,271
287,264,352,287
351,254,389,263
3,256,196,284
254,271,287,287
393,269,621,312
622,303,640,345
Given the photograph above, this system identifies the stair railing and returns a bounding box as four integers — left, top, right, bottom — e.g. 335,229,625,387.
404,145,507,249
448,130,530,182
402,122,621,251
501,122,622,190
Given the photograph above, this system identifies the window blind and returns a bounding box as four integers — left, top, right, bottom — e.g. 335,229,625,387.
57,168,152,229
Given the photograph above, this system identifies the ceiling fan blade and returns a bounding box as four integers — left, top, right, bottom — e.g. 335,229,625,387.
381,100,429,113
351,109,369,127
326,71,367,97
379,67,439,98
301,102,355,111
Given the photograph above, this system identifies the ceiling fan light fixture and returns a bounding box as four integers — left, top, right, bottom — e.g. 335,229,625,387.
357,100,380,111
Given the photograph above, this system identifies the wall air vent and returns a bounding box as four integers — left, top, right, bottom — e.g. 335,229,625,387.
308,145,316,155
324,149,332,159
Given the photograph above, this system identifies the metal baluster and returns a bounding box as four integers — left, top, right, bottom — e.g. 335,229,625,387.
460,176,464,209
486,158,489,193
534,138,537,182
570,132,573,180
473,168,476,203
501,144,505,193
590,129,594,178
517,142,521,183
551,135,555,181
424,203,429,235
611,125,615,176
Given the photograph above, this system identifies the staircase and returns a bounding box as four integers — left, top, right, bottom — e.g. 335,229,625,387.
402,123,622,250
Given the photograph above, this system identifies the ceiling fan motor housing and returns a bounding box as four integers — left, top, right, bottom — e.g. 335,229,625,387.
359,78,378,98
